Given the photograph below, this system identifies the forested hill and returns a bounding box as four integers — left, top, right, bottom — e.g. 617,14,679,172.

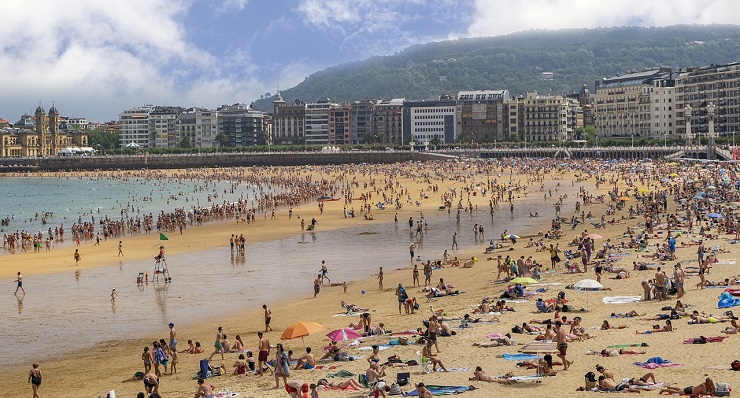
251,25,740,112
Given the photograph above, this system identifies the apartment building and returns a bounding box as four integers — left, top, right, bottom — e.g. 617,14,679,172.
119,105,154,148
594,68,672,138
372,99,404,145
456,90,510,143
350,99,376,144
272,95,306,145
521,92,569,142
674,62,740,138
177,108,218,148
329,105,351,145
149,106,182,148
402,97,457,148
217,103,265,147
304,100,333,145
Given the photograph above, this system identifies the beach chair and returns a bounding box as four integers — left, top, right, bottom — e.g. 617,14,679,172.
416,351,431,374
199,359,211,378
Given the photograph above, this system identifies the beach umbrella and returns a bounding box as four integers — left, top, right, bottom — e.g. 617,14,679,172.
574,279,603,310
126,142,140,148
519,341,558,380
281,321,324,347
618,196,630,201
584,233,603,240
326,328,362,343
707,213,724,219
510,277,538,285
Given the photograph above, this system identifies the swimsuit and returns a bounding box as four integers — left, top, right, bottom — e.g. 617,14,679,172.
558,342,568,355
266,317,271,325
31,375,41,386
684,386,693,394
304,363,314,369
258,350,268,361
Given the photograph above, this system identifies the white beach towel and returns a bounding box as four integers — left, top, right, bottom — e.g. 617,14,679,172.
602,296,641,304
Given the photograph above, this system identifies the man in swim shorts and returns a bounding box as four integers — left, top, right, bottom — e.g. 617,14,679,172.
294,347,315,370
284,380,309,398
142,372,159,396
258,331,271,376
263,304,273,332
168,322,177,350
660,378,713,396
555,320,572,370
15,272,24,294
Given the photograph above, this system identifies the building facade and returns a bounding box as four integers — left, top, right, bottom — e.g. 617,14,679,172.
177,108,218,148
272,95,306,145
149,106,182,149
304,100,333,145
402,98,457,148
119,105,153,148
0,105,88,157
594,68,672,138
372,99,404,145
521,92,570,142
217,104,265,147
674,62,740,139
350,99,376,144
456,90,510,143
328,105,352,145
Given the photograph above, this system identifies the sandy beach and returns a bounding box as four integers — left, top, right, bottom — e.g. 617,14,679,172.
4,160,740,398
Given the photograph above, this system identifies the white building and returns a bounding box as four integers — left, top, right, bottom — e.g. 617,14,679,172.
149,107,180,148
177,108,219,148
119,105,153,148
402,98,457,148
68,118,89,130
304,100,333,145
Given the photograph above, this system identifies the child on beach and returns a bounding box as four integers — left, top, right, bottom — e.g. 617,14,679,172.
142,347,152,374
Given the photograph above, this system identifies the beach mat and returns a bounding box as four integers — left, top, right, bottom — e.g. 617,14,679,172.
436,367,471,372
499,353,540,361
683,336,727,344
405,385,470,396
607,343,648,349
603,296,641,304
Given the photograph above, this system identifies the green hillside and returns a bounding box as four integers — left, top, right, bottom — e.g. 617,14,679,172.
252,25,740,112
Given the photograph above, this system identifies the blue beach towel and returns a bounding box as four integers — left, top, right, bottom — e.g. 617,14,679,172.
718,292,740,308
499,353,541,361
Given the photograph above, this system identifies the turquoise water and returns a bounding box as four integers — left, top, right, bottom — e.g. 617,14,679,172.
0,176,260,243
0,176,580,366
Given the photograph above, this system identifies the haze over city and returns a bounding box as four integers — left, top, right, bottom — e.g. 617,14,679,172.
1,0,738,121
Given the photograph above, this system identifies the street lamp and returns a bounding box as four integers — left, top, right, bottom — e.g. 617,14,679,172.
631,134,634,148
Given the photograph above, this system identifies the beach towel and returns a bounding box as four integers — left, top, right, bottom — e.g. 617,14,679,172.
715,260,737,265
436,367,471,372
321,385,359,391
333,312,361,317
311,365,337,370
607,343,648,349
633,357,682,368
603,296,642,304
326,370,355,378
347,355,364,361
486,333,503,339
683,336,727,344
499,353,541,361
508,375,553,381
504,299,528,304
405,385,470,396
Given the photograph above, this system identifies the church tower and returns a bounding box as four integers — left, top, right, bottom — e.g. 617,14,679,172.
49,103,59,153
35,103,48,156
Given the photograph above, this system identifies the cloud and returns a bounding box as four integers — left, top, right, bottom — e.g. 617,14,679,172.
466,0,739,37
216,0,249,14
0,0,259,121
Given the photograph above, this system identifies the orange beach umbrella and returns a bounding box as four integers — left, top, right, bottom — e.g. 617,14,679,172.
281,321,324,346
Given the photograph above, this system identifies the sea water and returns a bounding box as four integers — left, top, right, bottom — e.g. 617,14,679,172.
0,178,580,366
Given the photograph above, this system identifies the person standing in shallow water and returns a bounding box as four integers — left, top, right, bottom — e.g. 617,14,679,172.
15,272,25,294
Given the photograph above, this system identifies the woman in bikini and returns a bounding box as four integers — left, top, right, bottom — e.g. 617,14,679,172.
28,362,42,398
142,346,152,374
233,353,248,375
232,335,244,352
317,378,363,389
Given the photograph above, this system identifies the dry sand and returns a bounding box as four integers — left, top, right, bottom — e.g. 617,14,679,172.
4,163,739,398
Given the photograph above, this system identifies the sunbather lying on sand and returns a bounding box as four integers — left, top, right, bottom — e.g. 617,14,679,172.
469,367,517,384
659,377,713,396
317,378,363,390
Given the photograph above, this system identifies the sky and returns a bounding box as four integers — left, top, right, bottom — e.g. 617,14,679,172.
0,0,738,122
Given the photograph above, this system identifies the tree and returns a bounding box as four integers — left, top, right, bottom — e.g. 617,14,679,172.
575,126,596,143
179,137,192,148
215,133,229,147
430,135,442,149
87,129,120,149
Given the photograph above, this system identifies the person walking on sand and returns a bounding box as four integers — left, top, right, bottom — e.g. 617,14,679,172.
263,304,273,332
28,362,42,398
320,261,331,285
452,232,458,250
118,240,124,256
208,327,225,361
15,272,25,294
74,249,80,265
168,322,177,351
378,267,384,290
313,274,322,298
111,289,116,303
409,243,415,263
554,320,572,370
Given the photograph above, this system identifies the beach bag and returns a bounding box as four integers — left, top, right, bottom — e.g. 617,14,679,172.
715,382,731,397
731,360,740,371
511,325,523,334
585,371,597,389
413,302,420,310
